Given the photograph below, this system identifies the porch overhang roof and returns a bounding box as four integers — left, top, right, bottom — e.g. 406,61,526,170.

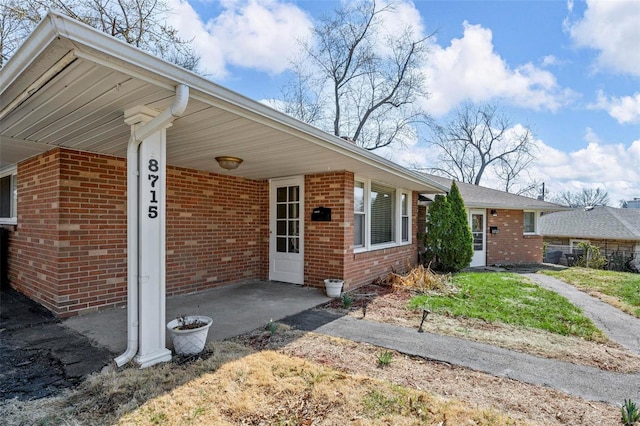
1,11,446,194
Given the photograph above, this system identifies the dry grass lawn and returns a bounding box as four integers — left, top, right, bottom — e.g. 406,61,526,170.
118,350,520,425
1,274,632,425
327,284,640,373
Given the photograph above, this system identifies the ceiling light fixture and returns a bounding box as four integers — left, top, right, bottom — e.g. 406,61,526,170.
215,156,243,170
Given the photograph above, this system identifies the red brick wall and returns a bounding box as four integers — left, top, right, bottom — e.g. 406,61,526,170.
166,167,268,295
304,172,351,288
10,150,62,313
9,148,268,317
486,209,543,264
345,192,419,289
303,173,419,290
9,146,422,316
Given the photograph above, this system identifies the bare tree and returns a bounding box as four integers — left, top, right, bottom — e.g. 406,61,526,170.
0,0,199,70
0,0,41,67
278,58,325,126
279,0,431,150
551,187,610,208
425,103,536,193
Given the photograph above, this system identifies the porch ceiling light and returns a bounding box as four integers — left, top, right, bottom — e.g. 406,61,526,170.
215,156,243,170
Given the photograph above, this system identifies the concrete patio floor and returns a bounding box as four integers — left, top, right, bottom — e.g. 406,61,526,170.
64,281,331,355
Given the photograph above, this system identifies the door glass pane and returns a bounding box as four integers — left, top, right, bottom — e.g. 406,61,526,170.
277,204,287,219
288,220,299,236
471,214,483,251
277,237,287,252
277,187,287,203
289,237,299,253
289,186,299,202
274,184,301,254
289,203,299,219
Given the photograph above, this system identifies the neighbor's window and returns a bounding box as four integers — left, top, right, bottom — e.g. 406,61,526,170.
523,211,536,234
0,170,17,224
354,178,411,250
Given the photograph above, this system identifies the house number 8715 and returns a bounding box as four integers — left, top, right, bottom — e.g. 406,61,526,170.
148,158,159,218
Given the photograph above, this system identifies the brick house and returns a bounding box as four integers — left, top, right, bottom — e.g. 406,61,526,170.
0,13,448,366
421,175,565,267
539,206,640,269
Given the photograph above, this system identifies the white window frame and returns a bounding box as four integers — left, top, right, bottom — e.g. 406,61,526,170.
0,166,17,225
523,210,538,235
354,177,412,253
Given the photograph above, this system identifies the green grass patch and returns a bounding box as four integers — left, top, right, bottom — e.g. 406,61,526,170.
541,268,640,318
362,385,429,421
409,272,603,340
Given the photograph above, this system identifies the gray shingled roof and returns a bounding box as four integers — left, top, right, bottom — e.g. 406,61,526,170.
539,206,640,241
422,174,564,211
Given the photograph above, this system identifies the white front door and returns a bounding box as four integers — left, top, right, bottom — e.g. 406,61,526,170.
269,177,304,284
470,209,486,267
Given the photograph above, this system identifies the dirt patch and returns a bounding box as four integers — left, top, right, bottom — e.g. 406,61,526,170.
233,326,619,426
321,284,640,374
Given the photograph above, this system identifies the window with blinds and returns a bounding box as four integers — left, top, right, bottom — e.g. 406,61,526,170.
370,183,395,245
353,179,410,251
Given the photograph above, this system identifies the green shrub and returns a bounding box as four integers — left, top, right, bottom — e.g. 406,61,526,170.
576,242,607,270
424,182,472,272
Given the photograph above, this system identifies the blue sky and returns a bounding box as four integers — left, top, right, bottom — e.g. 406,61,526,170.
167,0,639,204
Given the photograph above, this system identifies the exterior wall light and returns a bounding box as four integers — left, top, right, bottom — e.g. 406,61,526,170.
215,156,243,170
490,209,498,216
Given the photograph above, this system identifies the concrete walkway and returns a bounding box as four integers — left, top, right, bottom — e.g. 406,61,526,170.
281,272,640,405
523,273,640,355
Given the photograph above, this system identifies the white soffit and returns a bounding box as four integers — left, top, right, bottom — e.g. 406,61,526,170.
0,11,447,193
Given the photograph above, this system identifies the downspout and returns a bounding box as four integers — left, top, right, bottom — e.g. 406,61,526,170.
115,84,189,367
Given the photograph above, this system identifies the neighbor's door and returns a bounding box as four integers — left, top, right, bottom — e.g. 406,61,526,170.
470,209,486,267
269,177,304,284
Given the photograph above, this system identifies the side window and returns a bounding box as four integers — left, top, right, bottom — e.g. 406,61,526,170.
354,179,411,250
401,192,409,242
523,211,536,234
0,172,17,223
354,181,365,248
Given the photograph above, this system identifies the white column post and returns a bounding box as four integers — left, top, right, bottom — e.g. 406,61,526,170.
124,106,172,368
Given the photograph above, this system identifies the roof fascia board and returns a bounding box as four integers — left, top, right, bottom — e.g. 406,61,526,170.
10,11,448,193
0,13,64,96
463,203,566,211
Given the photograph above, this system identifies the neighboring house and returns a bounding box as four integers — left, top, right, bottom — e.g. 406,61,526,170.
0,11,447,324
539,206,640,269
420,175,564,267
623,198,640,209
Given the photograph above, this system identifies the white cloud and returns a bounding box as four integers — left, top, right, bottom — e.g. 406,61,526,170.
531,133,640,203
540,55,560,67
166,0,312,79
568,0,640,76
591,91,640,124
382,125,640,205
422,22,575,116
